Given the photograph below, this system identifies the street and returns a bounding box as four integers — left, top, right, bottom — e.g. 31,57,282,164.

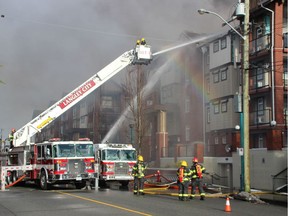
0,184,286,216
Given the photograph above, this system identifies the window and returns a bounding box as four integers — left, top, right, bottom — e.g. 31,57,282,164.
215,136,219,145
185,126,190,142
222,136,227,144
253,134,266,148
284,32,288,48
80,116,85,124
46,145,52,158
214,102,220,114
207,107,211,123
37,146,42,158
221,37,227,49
101,96,113,109
213,41,219,53
221,101,228,113
73,107,77,119
213,71,219,83
256,67,264,88
283,69,288,87
257,97,264,116
221,68,227,81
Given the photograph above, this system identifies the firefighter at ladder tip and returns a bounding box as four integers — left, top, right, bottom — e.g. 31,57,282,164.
190,157,206,200
132,155,147,195
177,160,191,201
8,128,16,150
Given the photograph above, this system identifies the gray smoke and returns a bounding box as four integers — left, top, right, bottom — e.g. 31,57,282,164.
0,0,238,138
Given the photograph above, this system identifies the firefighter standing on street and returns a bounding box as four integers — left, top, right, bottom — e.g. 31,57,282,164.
9,128,16,149
177,160,191,201
132,155,147,195
190,157,206,200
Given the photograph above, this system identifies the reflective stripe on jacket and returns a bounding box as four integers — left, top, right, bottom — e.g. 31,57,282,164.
177,167,191,183
191,164,205,179
9,133,14,142
132,162,146,178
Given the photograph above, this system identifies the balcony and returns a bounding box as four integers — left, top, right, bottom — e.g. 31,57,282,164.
250,108,271,126
249,70,270,91
249,34,271,55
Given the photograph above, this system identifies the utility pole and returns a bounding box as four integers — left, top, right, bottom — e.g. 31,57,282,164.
243,0,250,192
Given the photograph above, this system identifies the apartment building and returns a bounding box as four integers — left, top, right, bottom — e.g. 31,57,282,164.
202,0,287,191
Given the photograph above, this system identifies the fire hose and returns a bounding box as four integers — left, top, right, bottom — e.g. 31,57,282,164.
5,174,26,188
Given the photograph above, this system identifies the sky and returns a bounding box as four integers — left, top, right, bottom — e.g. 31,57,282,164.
0,0,238,139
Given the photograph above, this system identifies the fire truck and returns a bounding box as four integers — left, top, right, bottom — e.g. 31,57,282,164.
94,143,137,186
0,42,152,190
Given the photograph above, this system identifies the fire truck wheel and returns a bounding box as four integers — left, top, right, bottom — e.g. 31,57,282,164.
11,171,17,183
40,171,50,190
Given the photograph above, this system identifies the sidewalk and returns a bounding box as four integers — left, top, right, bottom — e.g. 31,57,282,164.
256,192,287,206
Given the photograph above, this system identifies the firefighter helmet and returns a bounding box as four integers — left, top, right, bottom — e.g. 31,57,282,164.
193,157,198,163
181,160,188,167
138,155,144,162
136,40,140,45
141,38,145,42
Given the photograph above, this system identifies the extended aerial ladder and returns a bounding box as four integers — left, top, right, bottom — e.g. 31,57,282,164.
0,43,152,191
13,45,152,148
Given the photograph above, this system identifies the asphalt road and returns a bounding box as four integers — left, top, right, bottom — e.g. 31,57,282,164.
0,184,286,216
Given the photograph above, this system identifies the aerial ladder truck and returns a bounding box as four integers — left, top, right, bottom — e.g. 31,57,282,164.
0,42,153,191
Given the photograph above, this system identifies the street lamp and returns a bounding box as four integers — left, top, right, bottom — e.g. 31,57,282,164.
197,9,246,40
198,1,251,193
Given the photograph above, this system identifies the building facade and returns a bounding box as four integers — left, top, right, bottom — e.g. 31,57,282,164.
203,0,287,191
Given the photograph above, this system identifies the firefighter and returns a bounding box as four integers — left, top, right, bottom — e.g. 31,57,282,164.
190,157,206,200
132,155,147,195
140,38,146,45
177,160,191,201
136,39,140,46
8,128,16,149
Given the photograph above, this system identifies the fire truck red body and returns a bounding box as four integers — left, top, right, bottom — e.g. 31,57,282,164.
95,143,137,186
7,139,95,189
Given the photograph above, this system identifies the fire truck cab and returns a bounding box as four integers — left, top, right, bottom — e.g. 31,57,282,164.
94,143,137,186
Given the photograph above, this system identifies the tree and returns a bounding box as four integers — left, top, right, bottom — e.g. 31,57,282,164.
123,65,150,154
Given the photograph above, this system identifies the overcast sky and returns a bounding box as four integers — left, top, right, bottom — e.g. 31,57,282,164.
0,0,238,138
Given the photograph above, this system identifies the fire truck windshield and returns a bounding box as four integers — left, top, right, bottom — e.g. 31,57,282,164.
102,149,136,161
53,143,94,157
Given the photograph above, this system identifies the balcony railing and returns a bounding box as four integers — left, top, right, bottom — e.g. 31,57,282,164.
249,70,270,90
250,108,271,125
249,34,271,55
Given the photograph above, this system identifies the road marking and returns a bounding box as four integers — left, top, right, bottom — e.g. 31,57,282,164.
57,191,152,216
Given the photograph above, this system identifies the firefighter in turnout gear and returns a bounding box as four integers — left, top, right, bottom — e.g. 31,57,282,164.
132,155,147,195
190,157,206,200
140,38,146,45
177,160,191,201
8,128,16,149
